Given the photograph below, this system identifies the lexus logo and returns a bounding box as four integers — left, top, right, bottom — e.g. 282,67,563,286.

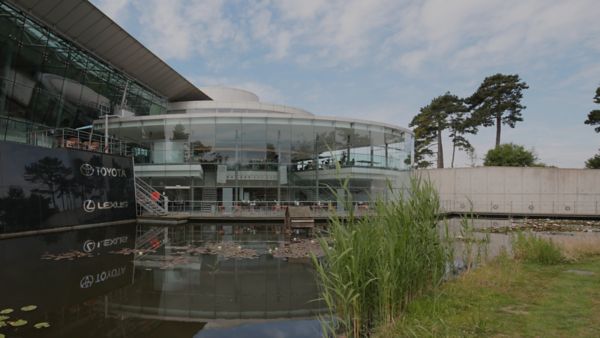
83,200,96,213
80,275,94,289
83,240,96,253
83,200,128,212
80,163,94,177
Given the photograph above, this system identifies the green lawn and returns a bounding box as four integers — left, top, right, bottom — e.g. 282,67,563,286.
376,255,600,337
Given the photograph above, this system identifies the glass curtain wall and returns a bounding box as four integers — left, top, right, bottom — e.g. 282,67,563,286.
0,2,167,142
110,116,413,203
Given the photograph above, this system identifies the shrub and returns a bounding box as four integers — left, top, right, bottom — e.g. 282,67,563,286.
512,232,563,265
483,143,538,167
585,153,600,169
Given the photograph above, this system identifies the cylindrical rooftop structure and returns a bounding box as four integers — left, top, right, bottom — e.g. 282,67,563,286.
200,87,260,102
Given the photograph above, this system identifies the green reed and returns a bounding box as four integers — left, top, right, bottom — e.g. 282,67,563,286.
313,177,452,337
512,231,563,265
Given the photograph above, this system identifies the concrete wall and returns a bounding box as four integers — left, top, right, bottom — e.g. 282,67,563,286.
420,167,600,216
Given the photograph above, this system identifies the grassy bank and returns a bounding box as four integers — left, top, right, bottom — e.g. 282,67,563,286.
376,250,600,337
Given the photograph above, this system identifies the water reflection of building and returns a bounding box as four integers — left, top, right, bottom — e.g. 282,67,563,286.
103,224,327,322
0,224,138,337
109,254,326,321
0,221,327,336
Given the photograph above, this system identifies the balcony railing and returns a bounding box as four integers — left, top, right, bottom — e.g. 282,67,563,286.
0,116,147,157
137,199,373,218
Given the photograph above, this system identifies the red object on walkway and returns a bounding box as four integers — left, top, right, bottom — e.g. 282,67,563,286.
151,191,160,201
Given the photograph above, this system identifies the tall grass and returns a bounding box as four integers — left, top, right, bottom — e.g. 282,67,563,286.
553,236,600,261
457,212,490,272
312,177,452,337
512,232,563,265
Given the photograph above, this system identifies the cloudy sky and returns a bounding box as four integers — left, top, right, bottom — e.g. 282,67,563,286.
91,0,600,168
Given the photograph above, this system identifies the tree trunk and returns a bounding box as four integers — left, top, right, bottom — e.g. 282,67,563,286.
495,115,501,147
451,143,456,168
437,129,444,168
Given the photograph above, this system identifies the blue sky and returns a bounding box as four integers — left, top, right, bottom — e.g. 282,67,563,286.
92,0,600,168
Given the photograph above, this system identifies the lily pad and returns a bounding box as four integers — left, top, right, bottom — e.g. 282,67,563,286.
20,305,37,312
0,320,6,327
0,309,13,315
0,315,9,321
34,321,50,329
0,333,5,338
8,319,27,327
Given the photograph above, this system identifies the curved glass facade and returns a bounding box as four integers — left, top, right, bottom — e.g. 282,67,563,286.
0,1,167,140
106,113,413,204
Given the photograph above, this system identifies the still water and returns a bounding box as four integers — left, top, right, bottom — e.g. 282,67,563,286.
3,219,596,337
0,223,326,338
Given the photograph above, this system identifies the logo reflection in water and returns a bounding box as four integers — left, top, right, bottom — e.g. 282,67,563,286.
0,223,326,337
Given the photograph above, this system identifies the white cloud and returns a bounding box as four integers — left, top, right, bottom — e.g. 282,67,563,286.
391,0,600,73
95,0,240,61
93,0,600,74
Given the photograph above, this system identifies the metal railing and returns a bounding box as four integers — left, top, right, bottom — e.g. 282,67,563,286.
134,177,168,216
139,200,373,218
28,127,145,157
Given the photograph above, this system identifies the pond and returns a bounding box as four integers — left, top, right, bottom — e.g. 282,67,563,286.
1,218,598,337
0,223,326,338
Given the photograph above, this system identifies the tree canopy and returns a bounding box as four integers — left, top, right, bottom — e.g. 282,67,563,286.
483,143,538,167
410,124,436,169
585,153,600,169
584,86,600,168
468,74,528,147
584,86,600,133
409,92,469,168
448,104,477,168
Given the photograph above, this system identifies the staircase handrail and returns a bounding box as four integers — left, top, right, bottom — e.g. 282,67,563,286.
134,176,168,215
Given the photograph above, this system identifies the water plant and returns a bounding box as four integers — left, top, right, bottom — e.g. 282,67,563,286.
457,210,490,272
512,232,563,265
313,176,452,337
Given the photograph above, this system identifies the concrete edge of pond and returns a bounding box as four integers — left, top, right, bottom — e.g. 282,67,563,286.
0,219,137,239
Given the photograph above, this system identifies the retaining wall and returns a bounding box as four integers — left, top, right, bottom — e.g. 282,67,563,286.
419,167,600,216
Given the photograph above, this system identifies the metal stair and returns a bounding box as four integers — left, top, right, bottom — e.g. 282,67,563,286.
201,187,218,212
134,177,168,216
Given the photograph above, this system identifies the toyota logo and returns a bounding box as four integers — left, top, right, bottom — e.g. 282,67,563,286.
80,163,94,177
83,200,96,213
83,240,96,253
80,275,94,289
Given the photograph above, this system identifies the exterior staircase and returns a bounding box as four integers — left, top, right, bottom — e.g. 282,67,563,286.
134,177,168,216
201,187,217,212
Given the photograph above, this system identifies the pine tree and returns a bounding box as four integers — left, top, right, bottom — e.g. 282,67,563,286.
410,92,469,168
584,86,600,133
468,74,528,147
584,86,600,168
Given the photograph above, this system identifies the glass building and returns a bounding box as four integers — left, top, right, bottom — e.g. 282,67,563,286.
0,0,208,142
101,88,413,207
0,0,413,210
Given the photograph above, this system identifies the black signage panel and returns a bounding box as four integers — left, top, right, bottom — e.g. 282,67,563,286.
0,141,136,234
